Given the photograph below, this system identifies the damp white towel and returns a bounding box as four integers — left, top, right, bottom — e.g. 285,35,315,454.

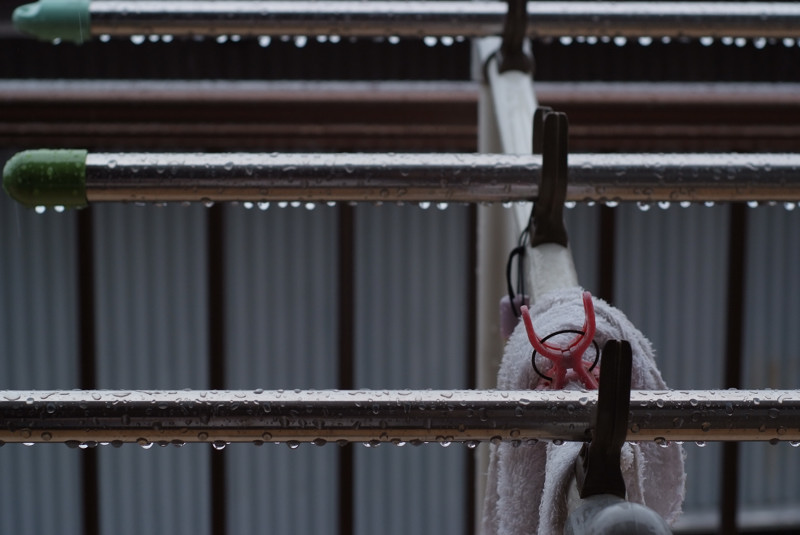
481,286,686,535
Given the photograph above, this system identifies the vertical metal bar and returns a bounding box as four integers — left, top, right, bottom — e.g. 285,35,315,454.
464,204,478,535
77,208,99,535
337,205,355,535
721,203,747,534
207,205,227,535
598,206,616,303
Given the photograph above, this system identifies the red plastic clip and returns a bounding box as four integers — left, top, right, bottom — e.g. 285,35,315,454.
520,291,599,390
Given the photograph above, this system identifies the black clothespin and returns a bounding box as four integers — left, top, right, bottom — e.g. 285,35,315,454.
498,0,534,74
532,106,551,155
530,110,569,247
574,340,633,499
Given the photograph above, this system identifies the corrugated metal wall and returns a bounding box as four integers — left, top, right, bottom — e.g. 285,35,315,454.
0,191,83,535
614,204,731,521
2,186,799,532
564,204,601,294
354,204,471,535
223,204,340,533
740,206,800,522
92,204,211,535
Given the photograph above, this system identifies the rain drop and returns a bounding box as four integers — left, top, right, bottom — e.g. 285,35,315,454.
680,201,691,208
35,206,46,214
130,35,146,45
700,36,714,46
99,34,111,42
565,201,577,209
243,202,254,210
148,34,159,43
790,441,800,448
704,201,715,208
287,441,300,449
638,36,652,46
258,36,272,47
54,205,65,213
552,439,564,446
257,202,270,211
753,37,767,49
290,201,301,208
784,202,796,211
388,35,400,44
440,36,454,46
613,36,627,47
605,201,618,208
419,202,431,210
654,437,669,448
162,35,173,43
465,440,479,449
216,35,228,44
636,202,651,212
658,201,670,210
329,35,341,44
734,37,747,48
559,36,573,46
747,200,759,208
212,441,227,450
305,202,316,211
423,36,437,47
436,202,448,211
721,36,734,46
294,35,307,48
695,441,706,447
316,35,327,43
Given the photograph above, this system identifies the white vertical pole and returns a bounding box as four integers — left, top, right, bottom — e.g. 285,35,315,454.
472,36,539,533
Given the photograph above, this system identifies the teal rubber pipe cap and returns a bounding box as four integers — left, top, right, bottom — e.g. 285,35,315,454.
13,0,91,44
3,149,88,209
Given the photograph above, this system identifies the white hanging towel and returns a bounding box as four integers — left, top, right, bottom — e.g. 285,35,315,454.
481,247,686,534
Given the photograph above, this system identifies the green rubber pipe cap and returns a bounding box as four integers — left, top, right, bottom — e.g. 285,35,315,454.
13,0,91,44
3,149,88,209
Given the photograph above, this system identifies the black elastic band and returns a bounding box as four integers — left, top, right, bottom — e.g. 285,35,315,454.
531,329,600,382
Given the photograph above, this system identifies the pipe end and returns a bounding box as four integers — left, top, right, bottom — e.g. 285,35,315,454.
13,0,91,44
3,149,88,209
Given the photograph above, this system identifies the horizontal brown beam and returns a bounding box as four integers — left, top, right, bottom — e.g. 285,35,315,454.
2,80,799,152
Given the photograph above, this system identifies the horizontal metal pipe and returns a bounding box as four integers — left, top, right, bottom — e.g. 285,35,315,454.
87,2,800,39
82,152,800,203
1,389,798,445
